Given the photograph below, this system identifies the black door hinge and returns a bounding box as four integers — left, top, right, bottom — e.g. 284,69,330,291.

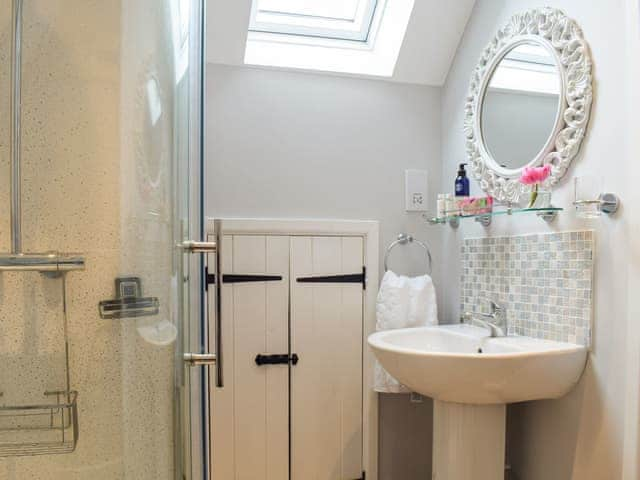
205,266,216,289
296,266,366,290
205,268,283,290
223,274,283,283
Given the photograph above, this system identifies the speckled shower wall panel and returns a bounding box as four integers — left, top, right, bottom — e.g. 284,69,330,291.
0,1,172,479
461,231,594,346
0,1,123,478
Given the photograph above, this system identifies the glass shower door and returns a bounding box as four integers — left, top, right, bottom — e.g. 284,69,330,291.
176,2,211,479
119,0,209,478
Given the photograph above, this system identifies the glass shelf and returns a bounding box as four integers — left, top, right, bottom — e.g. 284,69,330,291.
425,206,563,227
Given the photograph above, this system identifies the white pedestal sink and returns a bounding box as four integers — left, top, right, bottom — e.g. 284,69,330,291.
368,324,587,480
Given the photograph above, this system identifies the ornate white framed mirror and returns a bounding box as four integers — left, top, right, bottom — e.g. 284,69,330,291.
465,8,593,203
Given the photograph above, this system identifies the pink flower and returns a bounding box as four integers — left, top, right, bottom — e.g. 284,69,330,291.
520,165,551,185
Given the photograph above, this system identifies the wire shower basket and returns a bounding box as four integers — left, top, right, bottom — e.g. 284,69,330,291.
0,274,79,457
0,391,78,457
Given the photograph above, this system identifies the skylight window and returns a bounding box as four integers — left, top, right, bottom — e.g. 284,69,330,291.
249,0,378,41
244,0,415,78
488,44,560,96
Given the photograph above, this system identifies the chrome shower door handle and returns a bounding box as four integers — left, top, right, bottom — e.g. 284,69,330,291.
183,353,217,366
180,240,217,253
181,229,224,388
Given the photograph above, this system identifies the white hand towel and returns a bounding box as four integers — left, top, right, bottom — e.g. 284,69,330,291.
374,270,438,393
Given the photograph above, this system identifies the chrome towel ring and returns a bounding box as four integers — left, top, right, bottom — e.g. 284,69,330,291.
384,233,432,275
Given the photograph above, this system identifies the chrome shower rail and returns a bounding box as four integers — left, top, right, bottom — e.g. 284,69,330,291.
10,0,23,254
0,252,85,272
4,0,85,272
0,0,82,459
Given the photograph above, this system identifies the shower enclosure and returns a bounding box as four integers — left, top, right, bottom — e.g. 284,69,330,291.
0,0,210,478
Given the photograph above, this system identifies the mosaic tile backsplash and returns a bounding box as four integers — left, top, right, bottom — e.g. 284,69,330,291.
461,231,594,346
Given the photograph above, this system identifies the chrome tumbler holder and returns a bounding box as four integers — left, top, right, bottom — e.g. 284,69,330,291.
573,193,620,217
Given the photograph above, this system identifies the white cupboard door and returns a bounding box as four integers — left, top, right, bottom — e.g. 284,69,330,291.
290,236,364,480
211,235,290,480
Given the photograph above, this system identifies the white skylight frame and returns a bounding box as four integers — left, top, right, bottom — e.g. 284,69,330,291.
488,44,561,96
249,0,379,42
244,0,415,78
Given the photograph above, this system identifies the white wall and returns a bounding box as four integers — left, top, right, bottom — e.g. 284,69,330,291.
205,63,442,479
206,64,442,280
441,1,639,478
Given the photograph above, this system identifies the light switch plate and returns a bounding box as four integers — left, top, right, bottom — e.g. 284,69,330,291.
405,169,428,212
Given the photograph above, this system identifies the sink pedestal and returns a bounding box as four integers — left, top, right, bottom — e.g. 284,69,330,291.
432,400,506,480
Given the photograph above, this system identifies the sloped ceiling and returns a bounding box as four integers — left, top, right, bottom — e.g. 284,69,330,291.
205,0,476,86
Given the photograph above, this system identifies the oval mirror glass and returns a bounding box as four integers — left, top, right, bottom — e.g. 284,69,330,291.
480,43,561,172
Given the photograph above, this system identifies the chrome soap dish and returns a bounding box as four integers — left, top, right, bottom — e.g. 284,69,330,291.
99,277,159,319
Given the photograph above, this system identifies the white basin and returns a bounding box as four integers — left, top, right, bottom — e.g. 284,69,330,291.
368,324,587,405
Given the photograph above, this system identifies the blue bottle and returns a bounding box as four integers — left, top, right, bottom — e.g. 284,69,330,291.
455,163,470,197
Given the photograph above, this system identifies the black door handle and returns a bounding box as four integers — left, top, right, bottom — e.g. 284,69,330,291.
255,353,299,366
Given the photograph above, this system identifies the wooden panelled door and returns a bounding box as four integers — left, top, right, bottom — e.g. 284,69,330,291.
212,235,290,480
290,237,364,480
211,235,365,480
